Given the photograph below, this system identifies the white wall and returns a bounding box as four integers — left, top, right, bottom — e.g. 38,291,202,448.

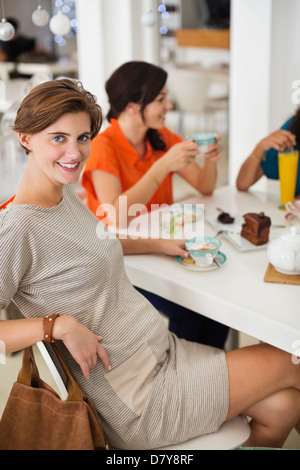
269,0,300,130
229,0,272,189
76,0,107,110
76,0,159,116
229,0,300,193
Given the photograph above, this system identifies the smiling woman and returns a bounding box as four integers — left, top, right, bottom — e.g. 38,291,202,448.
19,112,91,188
13,79,102,147
1,79,300,450
11,79,102,207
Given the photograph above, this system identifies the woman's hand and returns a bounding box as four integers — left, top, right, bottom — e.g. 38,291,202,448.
119,237,189,258
155,239,189,258
53,315,111,379
236,130,296,191
255,129,296,156
155,140,200,174
203,136,222,163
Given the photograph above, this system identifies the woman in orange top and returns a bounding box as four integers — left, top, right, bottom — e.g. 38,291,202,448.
82,61,228,349
82,61,221,228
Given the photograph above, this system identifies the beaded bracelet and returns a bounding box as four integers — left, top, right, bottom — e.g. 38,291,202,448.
43,314,60,343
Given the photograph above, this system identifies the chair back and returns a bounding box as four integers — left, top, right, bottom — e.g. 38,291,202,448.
36,341,68,400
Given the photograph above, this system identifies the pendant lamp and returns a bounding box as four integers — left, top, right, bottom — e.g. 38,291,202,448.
49,10,71,36
32,4,50,27
0,0,14,41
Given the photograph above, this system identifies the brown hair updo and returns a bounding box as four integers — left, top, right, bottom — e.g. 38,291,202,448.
13,79,103,154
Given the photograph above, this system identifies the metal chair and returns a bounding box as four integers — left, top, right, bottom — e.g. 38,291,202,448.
36,341,250,450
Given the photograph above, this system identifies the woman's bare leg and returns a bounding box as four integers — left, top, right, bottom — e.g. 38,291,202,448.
225,343,300,447
243,388,300,447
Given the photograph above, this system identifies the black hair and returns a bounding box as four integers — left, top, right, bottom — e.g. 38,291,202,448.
290,107,300,143
105,61,168,151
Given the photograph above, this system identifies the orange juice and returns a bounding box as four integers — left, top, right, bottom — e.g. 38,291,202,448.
278,150,299,204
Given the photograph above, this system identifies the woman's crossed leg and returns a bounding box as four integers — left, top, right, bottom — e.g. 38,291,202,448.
225,343,300,448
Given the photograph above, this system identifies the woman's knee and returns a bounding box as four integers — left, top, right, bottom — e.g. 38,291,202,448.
245,388,300,448
255,389,300,429
225,343,300,420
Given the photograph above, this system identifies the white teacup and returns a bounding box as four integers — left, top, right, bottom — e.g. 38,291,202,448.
186,236,221,266
188,133,217,157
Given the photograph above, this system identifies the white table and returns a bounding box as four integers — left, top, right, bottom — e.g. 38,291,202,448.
123,186,300,356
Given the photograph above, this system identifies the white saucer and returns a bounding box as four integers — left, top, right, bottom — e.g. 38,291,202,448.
176,252,227,271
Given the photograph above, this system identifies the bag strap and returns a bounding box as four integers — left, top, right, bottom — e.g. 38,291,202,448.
17,344,84,402
51,343,84,402
17,346,40,387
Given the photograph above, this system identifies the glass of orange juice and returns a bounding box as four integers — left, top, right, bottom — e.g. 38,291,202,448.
278,148,299,206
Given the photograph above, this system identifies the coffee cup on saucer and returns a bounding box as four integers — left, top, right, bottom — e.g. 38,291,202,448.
186,236,221,266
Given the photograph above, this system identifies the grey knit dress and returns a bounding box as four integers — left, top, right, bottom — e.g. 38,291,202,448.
0,185,229,449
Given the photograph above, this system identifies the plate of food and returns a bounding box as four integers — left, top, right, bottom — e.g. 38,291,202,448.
206,211,277,252
161,204,204,239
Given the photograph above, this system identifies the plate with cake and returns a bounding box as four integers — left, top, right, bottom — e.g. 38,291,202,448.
206,211,273,252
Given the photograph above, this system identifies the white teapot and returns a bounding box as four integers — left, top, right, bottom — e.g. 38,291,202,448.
267,226,300,275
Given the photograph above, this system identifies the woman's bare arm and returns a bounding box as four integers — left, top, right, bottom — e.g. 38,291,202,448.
119,237,189,258
0,317,44,353
236,129,296,191
0,315,110,379
91,140,200,227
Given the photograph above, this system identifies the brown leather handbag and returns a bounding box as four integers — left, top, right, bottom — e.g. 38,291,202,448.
0,345,111,450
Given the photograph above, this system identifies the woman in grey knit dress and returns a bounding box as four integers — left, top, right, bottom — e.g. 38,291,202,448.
1,79,300,449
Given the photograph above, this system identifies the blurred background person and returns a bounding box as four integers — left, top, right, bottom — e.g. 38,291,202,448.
0,17,36,63
236,107,300,197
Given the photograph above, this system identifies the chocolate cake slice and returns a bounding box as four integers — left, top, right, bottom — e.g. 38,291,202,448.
241,212,271,245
